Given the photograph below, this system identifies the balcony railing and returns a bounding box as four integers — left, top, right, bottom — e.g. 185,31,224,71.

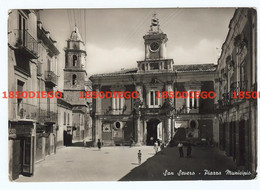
230,81,247,105
140,108,161,115
230,81,247,93
44,71,57,87
15,102,37,120
14,29,38,59
38,111,58,123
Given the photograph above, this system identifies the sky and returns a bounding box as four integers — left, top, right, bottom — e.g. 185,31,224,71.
39,8,235,79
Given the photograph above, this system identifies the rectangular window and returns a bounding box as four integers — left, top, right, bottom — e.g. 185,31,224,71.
189,98,192,109
150,91,154,105
155,91,159,105
47,59,51,71
17,80,24,116
187,90,200,111
18,12,27,46
111,92,125,114
240,61,246,91
149,90,160,108
64,112,66,125
67,113,70,125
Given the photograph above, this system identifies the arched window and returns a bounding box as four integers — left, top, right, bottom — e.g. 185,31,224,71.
73,55,77,66
72,74,77,85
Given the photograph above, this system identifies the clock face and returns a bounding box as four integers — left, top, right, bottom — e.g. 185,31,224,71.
150,42,160,52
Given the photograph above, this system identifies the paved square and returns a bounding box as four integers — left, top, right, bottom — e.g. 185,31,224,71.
16,144,254,182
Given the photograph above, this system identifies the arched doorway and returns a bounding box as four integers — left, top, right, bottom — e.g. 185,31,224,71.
146,118,161,145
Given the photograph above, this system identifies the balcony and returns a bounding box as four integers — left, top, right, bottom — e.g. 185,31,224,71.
214,103,221,113
16,102,37,120
44,71,57,87
230,81,247,92
215,93,231,113
140,108,161,115
14,29,38,59
38,110,58,124
230,81,247,105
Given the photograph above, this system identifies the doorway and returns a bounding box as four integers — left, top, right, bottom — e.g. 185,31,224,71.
146,118,161,145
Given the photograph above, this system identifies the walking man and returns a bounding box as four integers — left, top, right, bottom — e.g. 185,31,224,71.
138,150,142,164
187,141,192,158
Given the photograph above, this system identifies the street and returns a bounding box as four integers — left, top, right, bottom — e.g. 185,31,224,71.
16,142,253,182
16,143,155,182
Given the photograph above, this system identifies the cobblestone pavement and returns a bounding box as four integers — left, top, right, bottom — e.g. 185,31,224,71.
16,143,254,182
16,144,155,182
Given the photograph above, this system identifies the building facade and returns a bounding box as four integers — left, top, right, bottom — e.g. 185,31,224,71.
90,16,217,146
8,9,60,180
215,8,257,174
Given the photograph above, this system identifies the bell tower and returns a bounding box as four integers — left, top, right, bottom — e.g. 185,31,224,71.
63,25,87,105
137,14,174,72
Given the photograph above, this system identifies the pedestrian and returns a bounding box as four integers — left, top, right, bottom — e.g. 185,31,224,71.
157,139,161,147
178,142,184,157
97,139,102,150
187,141,192,158
160,143,165,154
138,150,142,164
154,140,159,154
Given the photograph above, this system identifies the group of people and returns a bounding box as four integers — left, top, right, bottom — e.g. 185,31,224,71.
97,138,192,166
177,141,192,158
153,140,165,154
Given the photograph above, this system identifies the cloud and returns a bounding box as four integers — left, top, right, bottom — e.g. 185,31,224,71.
86,43,143,76
84,38,223,77
169,38,222,65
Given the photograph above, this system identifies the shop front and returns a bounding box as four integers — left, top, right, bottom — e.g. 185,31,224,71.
9,120,36,180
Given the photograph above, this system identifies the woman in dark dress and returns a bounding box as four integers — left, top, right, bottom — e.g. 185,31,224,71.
97,139,102,150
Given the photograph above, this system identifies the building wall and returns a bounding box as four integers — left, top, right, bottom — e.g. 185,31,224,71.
216,8,257,174
8,9,60,180
57,105,73,147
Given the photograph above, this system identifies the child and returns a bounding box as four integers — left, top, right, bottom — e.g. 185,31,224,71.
138,150,142,164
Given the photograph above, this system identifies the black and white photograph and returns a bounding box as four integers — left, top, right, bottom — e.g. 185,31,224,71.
1,1,259,187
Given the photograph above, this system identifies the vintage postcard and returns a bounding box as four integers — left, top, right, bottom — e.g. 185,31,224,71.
4,6,258,184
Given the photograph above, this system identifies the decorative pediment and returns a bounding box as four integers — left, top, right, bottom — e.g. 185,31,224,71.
150,77,163,85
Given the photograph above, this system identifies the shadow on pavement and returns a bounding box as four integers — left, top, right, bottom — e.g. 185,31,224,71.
119,146,254,181
68,141,85,147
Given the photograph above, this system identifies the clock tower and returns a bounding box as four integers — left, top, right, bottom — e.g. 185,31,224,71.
137,14,174,72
